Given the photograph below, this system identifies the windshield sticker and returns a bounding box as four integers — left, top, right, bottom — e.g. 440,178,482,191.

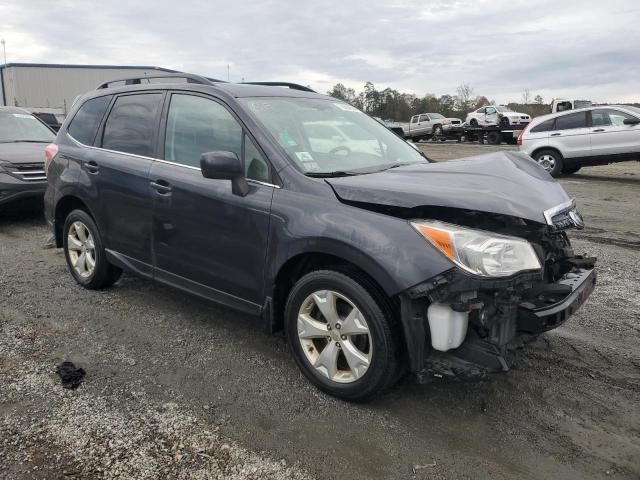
333,103,359,112
295,151,314,162
280,131,298,147
13,113,35,119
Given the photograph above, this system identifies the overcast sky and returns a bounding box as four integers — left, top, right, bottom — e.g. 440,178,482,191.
1,0,639,103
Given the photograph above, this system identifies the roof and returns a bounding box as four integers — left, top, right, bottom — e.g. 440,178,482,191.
0,62,179,72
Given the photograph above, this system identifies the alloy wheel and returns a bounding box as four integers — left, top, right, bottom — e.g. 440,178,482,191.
537,154,556,172
297,290,372,383
67,221,96,278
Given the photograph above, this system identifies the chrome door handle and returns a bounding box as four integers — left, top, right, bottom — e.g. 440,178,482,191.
150,180,172,194
550,133,561,136
85,161,99,173
592,129,605,132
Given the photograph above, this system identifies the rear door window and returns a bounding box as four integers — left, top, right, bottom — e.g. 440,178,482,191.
67,95,113,145
101,93,163,156
554,112,587,130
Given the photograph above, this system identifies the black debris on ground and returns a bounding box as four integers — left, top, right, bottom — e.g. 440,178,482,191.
56,361,86,389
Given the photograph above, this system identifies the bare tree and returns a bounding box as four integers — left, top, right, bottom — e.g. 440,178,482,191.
534,94,544,105
456,83,475,113
521,88,531,105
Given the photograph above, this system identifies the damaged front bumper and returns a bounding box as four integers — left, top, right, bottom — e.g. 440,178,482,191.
398,261,596,382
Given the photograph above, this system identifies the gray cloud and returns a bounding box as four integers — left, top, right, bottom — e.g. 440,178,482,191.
1,0,639,103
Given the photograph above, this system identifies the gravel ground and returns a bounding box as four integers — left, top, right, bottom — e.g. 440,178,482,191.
1,145,639,479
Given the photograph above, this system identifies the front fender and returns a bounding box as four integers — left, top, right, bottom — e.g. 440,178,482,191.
266,188,454,297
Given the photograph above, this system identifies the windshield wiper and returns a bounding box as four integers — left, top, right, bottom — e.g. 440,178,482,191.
379,162,420,172
305,171,359,178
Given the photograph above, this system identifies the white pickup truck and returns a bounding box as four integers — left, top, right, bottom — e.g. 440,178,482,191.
401,113,463,140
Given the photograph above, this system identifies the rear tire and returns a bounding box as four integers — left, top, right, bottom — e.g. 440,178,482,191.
533,149,564,177
285,270,402,401
63,209,122,289
486,131,501,145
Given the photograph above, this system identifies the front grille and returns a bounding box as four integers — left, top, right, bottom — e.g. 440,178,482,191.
7,163,46,182
521,116,528,119
550,210,574,231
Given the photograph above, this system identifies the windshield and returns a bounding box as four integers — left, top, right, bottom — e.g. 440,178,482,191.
239,97,425,175
574,100,592,109
496,106,512,113
624,105,640,116
428,113,445,119
0,112,55,143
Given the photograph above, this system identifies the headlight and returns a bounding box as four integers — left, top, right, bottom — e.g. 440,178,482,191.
410,220,542,277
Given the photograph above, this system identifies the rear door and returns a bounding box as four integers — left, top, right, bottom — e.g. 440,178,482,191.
149,92,274,310
93,92,164,272
549,111,591,159
590,108,640,158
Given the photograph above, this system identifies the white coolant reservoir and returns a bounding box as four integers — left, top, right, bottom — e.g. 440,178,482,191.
427,303,469,352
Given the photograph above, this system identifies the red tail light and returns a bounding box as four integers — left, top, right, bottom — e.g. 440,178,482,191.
517,124,528,145
44,143,58,173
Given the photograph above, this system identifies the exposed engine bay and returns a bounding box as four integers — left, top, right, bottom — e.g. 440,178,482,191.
385,205,597,381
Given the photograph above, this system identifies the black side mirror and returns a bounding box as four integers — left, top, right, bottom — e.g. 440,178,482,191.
200,151,249,196
623,118,640,125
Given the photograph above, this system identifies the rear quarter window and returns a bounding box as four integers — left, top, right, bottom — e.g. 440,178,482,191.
67,95,113,145
530,119,555,133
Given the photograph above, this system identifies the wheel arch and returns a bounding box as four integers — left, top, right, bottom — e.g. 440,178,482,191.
53,195,97,248
270,251,400,335
531,146,563,160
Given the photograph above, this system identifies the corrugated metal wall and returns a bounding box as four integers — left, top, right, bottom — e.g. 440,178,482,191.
0,66,174,113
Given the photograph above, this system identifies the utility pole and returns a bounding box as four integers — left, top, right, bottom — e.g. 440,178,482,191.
1,39,6,65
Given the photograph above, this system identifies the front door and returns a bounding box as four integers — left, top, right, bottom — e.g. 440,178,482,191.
150,93,274,311
590,108,640,158
484,107,499,125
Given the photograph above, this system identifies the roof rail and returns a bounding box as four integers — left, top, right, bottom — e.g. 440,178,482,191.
242,81,315,93
96,73,223,90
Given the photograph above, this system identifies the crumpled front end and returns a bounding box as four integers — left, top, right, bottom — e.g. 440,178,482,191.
397,203,596,381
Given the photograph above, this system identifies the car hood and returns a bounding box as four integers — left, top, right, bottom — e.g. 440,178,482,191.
326,151,570,224
503,112,528,118
0,142,47,165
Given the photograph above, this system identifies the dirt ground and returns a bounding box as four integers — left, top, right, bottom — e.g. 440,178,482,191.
1,144,639,479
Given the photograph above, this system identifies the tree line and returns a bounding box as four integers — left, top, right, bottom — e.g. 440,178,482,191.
327,82,550,121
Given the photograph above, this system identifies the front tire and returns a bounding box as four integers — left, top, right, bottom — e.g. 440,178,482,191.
63,209,122,289
500,116,510,127
285,270,401,401
469,118,478,127
533,149,564,177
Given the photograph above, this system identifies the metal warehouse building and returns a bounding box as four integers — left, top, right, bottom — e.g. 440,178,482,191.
0,63,177,114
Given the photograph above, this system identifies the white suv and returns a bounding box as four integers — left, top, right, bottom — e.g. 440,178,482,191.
519,105,640,176
466,106,530,127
